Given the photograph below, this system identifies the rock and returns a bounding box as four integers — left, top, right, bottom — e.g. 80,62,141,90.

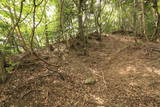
84,77,96,85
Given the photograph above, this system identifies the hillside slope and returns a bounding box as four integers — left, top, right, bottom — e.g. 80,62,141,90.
0,34,160,107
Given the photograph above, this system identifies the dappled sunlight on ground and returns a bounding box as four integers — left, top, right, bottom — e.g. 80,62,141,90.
119,65,137,75
118,63,160,77
111,34,136,43
146,66,160,75
89,68,103,78
90,94,105,106
1,34,160,106
129,81,139,87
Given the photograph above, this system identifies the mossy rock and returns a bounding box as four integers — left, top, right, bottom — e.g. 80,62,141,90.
84,77,96,85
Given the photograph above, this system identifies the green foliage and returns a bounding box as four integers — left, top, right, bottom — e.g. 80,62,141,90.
0,0,159,54
6,60,19,73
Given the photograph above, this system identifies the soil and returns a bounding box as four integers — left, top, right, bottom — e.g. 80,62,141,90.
0,34,160,107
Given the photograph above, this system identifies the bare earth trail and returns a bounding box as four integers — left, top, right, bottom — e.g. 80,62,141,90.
0,34,160,107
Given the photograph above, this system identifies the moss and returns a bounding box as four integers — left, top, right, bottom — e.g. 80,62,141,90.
84,77,96,85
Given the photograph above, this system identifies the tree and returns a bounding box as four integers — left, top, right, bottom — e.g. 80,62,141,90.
151,0,160,40
141,0,149,41
72,0,88,55
0,51,7,83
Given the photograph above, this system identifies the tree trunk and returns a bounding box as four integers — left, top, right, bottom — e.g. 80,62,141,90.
78,0,87,55
7,5,29,52
78,0,84,41
44,7,49,48
133,0,138,42
60,0,64,39
141,0,149,41
97,0,102,41
0,51,7,84
151,0,160,40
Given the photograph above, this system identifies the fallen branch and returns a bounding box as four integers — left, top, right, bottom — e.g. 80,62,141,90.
31,51,65,80
150,47,160,52
21,89,41,99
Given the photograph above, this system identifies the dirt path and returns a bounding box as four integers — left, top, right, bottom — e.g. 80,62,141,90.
0,34,160,107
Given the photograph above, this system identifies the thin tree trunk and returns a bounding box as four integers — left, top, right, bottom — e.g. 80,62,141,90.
141,0,149,41
151,0,160,40
0,51,7,84
78,0,87,55
16,25,28,51
30,0,65,80
30,0,37,50
78,0,84,41
97,0,102,41
60,0,64,39
133,0,138,42
44,7,49,48
7,1,29,52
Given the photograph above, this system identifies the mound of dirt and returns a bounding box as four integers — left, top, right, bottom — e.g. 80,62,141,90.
0,34,160,107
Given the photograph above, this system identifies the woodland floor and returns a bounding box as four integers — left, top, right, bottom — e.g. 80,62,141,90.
1,34,160,107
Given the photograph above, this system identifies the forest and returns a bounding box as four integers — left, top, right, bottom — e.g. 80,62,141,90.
0,0,160,106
